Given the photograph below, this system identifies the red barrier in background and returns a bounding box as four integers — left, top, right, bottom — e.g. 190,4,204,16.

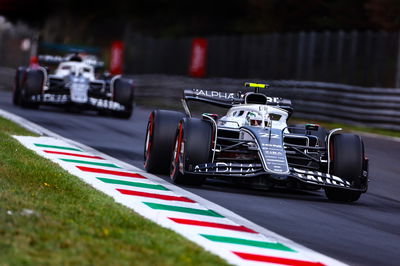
29,56,39,68
189,38,207,78
110,41,124,75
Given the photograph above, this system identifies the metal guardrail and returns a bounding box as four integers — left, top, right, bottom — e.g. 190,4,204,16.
1,68,398,131
267,80,400,130
131,75,400,131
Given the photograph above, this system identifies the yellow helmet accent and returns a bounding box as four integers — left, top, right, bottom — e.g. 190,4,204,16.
244,82,268,88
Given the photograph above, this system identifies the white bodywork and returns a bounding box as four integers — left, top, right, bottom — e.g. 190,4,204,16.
218,104,289,131
47,61,97,104
53,61,95,81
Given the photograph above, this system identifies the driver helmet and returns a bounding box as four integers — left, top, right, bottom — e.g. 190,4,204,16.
69,53,83,62
246,111,269,127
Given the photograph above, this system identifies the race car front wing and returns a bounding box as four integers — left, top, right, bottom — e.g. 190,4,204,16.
29,93,126,111
190,162,367,191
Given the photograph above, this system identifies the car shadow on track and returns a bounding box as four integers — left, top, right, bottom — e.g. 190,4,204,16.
32,105,105,117
178,178,371,206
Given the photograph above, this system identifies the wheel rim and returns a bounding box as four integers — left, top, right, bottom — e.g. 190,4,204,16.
144,113,154,168
170,123,183,178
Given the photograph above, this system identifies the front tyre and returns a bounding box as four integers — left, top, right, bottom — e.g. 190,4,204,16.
112,78,134,119
170,117,213,186
325,133,365,202
144,110,186,174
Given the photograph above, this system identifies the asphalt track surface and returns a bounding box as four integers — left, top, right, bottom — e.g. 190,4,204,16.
1,91,400,266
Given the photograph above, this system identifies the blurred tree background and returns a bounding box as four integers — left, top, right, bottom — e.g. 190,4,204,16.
1,0,400,46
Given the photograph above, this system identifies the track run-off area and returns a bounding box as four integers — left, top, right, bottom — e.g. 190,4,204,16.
1,90,400,265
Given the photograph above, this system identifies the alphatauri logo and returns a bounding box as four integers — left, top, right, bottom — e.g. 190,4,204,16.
193,89,235,100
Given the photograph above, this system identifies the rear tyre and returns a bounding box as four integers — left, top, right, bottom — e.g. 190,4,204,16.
112,78,134,119
325,133,364,202
20,69,43,109
13,67,26,105
170,117,213,186
144,110,186,174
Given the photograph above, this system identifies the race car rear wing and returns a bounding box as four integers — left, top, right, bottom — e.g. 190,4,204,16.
182,86,293,115
38,54,64,64
183,89,243,108
38,54,105,68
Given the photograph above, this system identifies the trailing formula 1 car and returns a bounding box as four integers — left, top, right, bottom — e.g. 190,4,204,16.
13,53,134,118
144,83,369,202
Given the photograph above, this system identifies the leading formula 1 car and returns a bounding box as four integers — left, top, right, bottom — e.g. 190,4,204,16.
144,83,369,202
13,53,134,118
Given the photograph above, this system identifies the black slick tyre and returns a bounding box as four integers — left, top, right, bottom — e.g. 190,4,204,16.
20,69,43,109
170,117,213,186
144,110,186,174
325,133,364,202
112,78,134,119
13,67,26,105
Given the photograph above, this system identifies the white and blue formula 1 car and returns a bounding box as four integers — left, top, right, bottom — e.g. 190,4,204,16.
144,83,369,202
13,54,134,118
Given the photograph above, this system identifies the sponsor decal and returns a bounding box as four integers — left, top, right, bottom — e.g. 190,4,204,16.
266,97,281,103
261,145,284,156
193,89,235,100
70,78,89,104
292,168,351,187
241,127,290,174
31,94,69,103
88,98,125,111
262,143,283,148
30,94,125,111
259,133,280,139
194,162,257,173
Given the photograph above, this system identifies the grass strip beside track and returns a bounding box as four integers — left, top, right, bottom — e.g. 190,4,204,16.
0,116,228,266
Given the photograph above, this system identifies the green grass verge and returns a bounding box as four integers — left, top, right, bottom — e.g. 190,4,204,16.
0,116,228,266
288,117,400,138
